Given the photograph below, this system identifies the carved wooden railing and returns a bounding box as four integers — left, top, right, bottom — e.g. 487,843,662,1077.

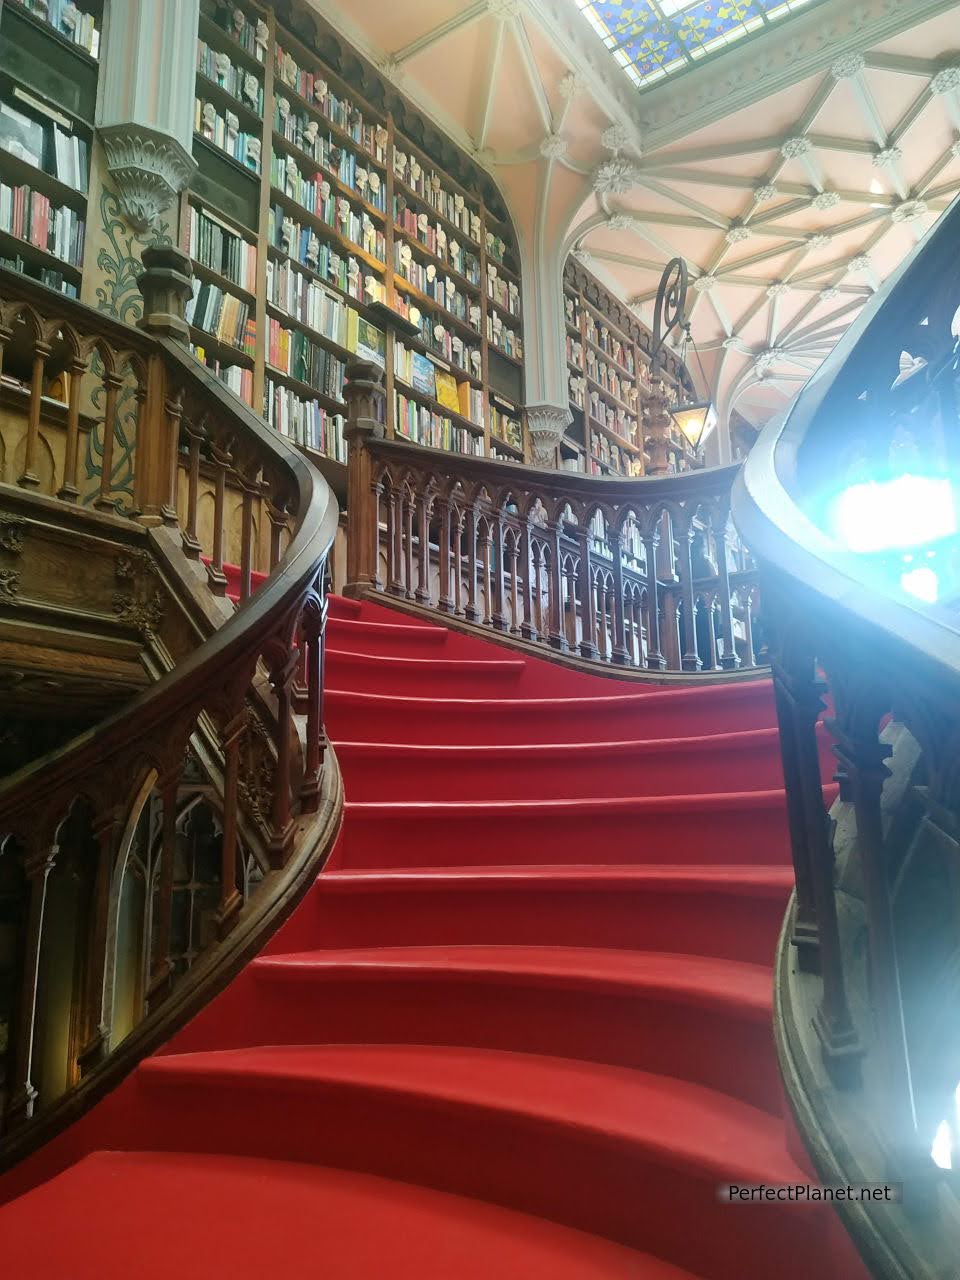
734,193,960,1277
343,363,761,676
0,253,340,1163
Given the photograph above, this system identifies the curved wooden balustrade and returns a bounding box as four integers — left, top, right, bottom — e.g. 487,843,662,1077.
733,194,960,1277
343,363,761,677
0,255,341,1165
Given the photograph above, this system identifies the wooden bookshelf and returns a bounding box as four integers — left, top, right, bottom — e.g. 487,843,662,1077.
183,0,526,471
563,258,701,478
0,0,100,298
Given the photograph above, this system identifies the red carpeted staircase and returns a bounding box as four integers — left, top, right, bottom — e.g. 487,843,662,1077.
0,595,866,1279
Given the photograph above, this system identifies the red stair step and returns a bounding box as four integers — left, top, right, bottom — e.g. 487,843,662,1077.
334,728,794,801
130,1044,846,1280
331,790,798,870
167,944,780,1112
270,862,794,965
327,648,527,696
325,682,777,747
3,1150,694,1280
327,615,451,657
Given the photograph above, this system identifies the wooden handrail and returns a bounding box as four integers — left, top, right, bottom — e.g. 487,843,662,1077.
732,193,960,1270
343,360,761,677
0,256,341,1159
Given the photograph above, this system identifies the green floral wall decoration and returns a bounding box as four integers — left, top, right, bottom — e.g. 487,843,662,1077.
84,185,176,506
95,185,173,323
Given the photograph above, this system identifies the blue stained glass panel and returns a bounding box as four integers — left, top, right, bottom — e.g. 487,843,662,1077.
577,0,819,88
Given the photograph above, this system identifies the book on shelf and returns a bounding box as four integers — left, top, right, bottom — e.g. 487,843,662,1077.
14,0,100,56
0,101,45,169
186,279,255,352
268,317,346,401
0,252,77,296
0,182,85,266
433,369,461,414
345,311,385,367
191,344,254,405
273,43,387,163
196,39,264,115
186,203,257,293
206,3,264,62
395,392,482,456
195,98,261,171
264,377,347,461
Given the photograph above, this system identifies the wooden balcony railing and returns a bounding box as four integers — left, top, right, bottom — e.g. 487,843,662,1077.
343,362,761,676
733,193,960,1276
0,254,340,1164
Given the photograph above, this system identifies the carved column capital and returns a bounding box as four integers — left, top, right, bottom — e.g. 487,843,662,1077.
98,124,197,232
526,404,572,468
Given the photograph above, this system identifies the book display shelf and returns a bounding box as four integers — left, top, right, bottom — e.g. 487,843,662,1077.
0,0,100,298
186,0,528,474
562,258,700,477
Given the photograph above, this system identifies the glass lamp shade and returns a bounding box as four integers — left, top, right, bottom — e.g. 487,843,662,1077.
671,400,718,452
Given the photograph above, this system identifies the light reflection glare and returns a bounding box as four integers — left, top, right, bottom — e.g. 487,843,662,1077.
932,1119,953,1170
830,475,957,553
900,566,940,603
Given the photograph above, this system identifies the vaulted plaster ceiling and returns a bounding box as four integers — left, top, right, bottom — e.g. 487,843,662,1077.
307,0,960,455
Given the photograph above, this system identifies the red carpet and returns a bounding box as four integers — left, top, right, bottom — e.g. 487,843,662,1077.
0,596,865,1279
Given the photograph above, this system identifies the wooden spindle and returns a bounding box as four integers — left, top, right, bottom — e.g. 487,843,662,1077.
715,516,740,670
162,393,183,526
147,765,182,1009
742,590,757,669
239,480,255,603
465,507,480,623
415,493,431,604
206,444,230,595
4,845,53,1127
577,528,598,659
300,606,325,814
609,527,630,666
643,530,665,670
94,371,123,511
57,356,87,501
437,499,453,612
678,525,701,672
268,651,298,868
77,810,120,1076
519,516,537,642
547,522,566,651
215,709,245,938
19,340,52,489
181,429,203,557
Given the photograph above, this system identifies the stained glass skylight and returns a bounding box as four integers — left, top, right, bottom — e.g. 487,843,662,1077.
577,0,820,89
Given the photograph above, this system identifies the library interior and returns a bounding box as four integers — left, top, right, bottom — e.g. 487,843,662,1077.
0,1,959,1277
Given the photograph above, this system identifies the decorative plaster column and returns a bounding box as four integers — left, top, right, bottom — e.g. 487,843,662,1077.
520,234,571,468
97,0,199,231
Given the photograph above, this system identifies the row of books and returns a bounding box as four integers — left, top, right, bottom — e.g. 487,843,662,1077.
568,370,586,410
0,182,84,266
196,39,264,115
274,114,387,212
186,280,256,354
587,353,640,409
485,231,514,271
268,211,386,305
487,272,521,318
487,316,523,361
566,334,584,370
207,3,265,61
267,318,346,401
490,402,523,452
393,203,480,284
392,151,478,243
194,99,261,171
0,252,77,296
389,293,483,379
264,378,347,462
15,0,100,56
186,203,257,293
395,394,483,456
270,164,385,262
585,313,637,375
564,293,582,329
394,246,477,329
588,391,638,443
393,342,483,426
191,345,254,406
267,266,385,367
590,429,641,477
273,44,386,163
0,98,89,192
